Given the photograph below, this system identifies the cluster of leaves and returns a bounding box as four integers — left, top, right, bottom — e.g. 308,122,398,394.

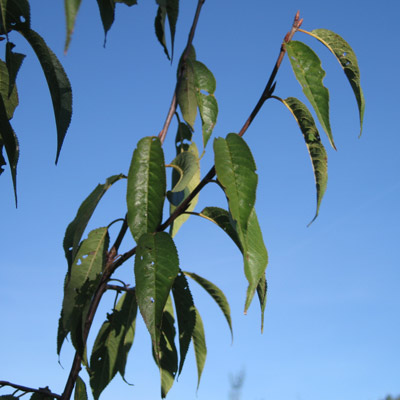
0,2,365,400
0,0,72,204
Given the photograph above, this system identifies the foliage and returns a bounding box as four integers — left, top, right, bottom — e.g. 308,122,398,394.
0,1,364,400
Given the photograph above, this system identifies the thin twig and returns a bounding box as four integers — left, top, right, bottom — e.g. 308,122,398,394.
158,0,206,144
0,381,61,399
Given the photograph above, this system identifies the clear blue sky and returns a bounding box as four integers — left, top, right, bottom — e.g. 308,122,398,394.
1,1,399,400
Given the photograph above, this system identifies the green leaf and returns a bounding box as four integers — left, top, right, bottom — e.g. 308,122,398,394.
175,121,192,154
6,42,25,97
127,136,166,242
154,0,179,60
281,97,328,224
64,0,82,53
96,0,115,44
256,273,267,333
286,41,334,149
0,137,6,175
197,92,218,149
75,376,88,400
213,133,257,233
58,227,109,356
240,208,268,313
154,296,178,398
168,144,200,237
200,206,242,251
193,60,216,94
0,0,30,34
184,271,232,340
171,271,196,375
0,94,19,204
18,28,73,163
177,58,197,129
30,393,53,400
115,0,137,4
135,232,179,358
90,290,138,400
0,396,18,400
310,28,365,136
191,306,206,389
0,58,19,119
64,174,125,270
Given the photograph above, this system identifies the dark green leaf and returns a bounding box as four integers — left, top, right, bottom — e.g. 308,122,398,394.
0,0,30,33
192,306,206,389
58,227,109,355
193,60,216,94
96,0,115,44
286,41,334,149
90,290,137,400
168,144,200,237
6,42,25,97
256,273,267,333
177,58,197,129
196,92,218,149
64,174,125,270
18,28,72,163
115,0,137,4
0,137,6,175
135,232,179,358
184,271,232,340
30,393,52,400
0,396,18,400
175,121,192,154
75,376,88,400
310,28,365,136
214,133,257,233
281,97,328,224
64,0,83,52
0,58,19,119
171,271,196,375
200,206,242,251
126,136,166,242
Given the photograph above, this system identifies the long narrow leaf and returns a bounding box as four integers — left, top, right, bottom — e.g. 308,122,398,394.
177,58,197,129
18,28,72,162
281,97,328,225
256,274,267,333
197,92,218,149
0,58,19,119
64,174,125,270
127,136,166,242
5,42,25,97
192,307,206,389
286,41,334,149
64,0,82,53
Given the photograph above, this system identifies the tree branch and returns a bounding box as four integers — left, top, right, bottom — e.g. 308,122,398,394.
0,381,61,399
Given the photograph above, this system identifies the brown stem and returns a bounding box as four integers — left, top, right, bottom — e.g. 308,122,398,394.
0,381,61,399
158,0,206,144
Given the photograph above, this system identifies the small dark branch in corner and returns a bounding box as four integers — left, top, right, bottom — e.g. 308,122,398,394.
158,0,206,145
0,381,61,399
107,284,135,292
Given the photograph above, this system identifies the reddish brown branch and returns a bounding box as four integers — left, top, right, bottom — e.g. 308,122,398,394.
0,381,61,399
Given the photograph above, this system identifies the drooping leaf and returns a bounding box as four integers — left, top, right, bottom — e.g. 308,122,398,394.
281,97,328,224
18,28,72,163
5,42,25,97
74,376,88,400
286,41,334,149
153,296,178,398
135,232,179,358
184,271,232,340
213,133,257,233
256,273,267,333
310,28,365,136
168,144,200,237
199,207,242,251
90,290,138,400
0,0,30,34
58,227,109,356
126,136,166,242
64,0,83,53
192,306,206,389
192,60,216,94
96,0,115,44
177,58,197,129
64,174,125,270
197,92,218,149
0,94,19,204
0,58,19,119
171,271,196,375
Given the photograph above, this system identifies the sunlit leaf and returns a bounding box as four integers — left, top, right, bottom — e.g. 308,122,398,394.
171,271,196,375
310,28,365,136
214,133,257,233
64,0,82,52
74,376,88,400
286,41,334,149
281,97,328,224
135,232,179,358
64,174,125,270
90,290,138,400
256,273,267,333
18,28,72,163
184,271,232,340
127,136,166,242
5,42,25,97
193,60,216,94
192,306,206,389
58,227,109,356
197,92,218,149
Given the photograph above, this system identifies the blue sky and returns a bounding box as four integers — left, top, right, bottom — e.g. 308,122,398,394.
1,1,399,400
